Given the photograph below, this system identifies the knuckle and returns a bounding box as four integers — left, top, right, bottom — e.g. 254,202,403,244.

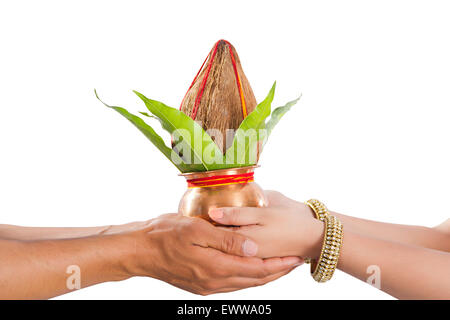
221,233,238,253
187,218,200,229
179,219,199,237
191,217,208,232
201,280,216,292
258,266,271,278
190,267,205,283
175,225,190,240
226,207,240,225
214,266,228,278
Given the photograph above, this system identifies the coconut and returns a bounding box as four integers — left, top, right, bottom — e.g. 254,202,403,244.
180,40,257,153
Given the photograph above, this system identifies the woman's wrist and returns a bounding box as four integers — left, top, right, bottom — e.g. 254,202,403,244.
291,202,325,259
302,202,318,219
303,219,325,259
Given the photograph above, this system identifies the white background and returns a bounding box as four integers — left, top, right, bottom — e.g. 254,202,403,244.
1,0,449,299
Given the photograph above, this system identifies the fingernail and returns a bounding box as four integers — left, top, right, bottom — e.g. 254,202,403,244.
243,239,258,256
209,208,223,220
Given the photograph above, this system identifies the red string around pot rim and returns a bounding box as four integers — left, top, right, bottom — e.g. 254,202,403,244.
187,171,254,188
179,40,248,120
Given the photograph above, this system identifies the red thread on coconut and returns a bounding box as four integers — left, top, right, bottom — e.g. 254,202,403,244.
180,40,248,120
179,50,210,110
224,40,248,118
190,41,220,120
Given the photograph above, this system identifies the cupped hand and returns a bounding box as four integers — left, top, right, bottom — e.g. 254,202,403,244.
208,191,324,260
122,213,303,295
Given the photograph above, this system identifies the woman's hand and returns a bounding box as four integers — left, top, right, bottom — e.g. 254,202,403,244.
121,213,303,295
207,191,450,299
208,191,324,260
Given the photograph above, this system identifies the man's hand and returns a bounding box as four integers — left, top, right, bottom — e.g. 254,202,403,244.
0,211,302,299
122,213,303,295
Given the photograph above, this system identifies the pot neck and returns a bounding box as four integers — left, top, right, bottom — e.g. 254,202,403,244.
182,166,257,188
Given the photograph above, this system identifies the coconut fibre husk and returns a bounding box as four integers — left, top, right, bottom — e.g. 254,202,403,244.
180,40,257,153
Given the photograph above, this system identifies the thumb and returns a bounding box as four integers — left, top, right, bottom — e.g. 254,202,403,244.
205,228,259,257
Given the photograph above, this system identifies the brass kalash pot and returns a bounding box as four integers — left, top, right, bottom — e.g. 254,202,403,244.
178,166,267,223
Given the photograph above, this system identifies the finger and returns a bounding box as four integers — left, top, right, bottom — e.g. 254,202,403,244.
216,225,255,232
262,256,305,274
238,265,298,286
213,251,303,278
208,207,267,226
197,225,259,257
227,264,300,289
216,225,241,232
206,266,302,294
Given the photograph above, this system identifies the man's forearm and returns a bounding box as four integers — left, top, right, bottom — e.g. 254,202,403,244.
0,234,134,299
0,221,150,241
0,225,111,240
331,212,450,252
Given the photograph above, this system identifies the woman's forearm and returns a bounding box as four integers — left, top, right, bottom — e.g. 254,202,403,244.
0,234,133,299
331,212,450,252
338,230,450,299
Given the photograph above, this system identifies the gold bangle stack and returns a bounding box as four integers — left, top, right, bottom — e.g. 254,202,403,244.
305,199,343,283
305,199,328,221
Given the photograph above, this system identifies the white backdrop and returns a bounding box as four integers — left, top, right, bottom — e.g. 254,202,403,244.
1,0,449,299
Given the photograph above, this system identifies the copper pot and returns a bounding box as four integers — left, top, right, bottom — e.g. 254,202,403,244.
178,166,267,224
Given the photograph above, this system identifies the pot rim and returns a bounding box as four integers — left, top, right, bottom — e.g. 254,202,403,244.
179,165,259,180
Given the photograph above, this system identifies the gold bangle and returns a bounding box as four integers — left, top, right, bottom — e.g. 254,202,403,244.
305,199,329,221
311,214,343,283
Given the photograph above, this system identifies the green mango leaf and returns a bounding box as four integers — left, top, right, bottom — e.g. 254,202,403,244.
139,111,154,118
96,83,298,173
224,82,276,167
95,90,193,173
133,91,224,171
139,111,172,136
265,94,302,138
140,109,207,170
